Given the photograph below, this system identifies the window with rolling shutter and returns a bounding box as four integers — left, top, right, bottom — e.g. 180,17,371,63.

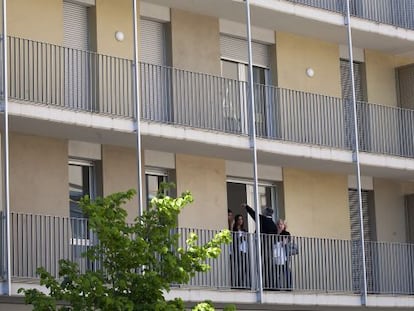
63,1,89,50
140,19,166,65
340,59,370,151
220,35,272,137
348,189,372,241
406,195,414,243
63,1,91,110
220,35,269,68
397,64,414,110
340,59,365,101
395,65,414,157
348,189,374,293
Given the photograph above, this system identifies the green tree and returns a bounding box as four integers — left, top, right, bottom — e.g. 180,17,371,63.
19,188,232,310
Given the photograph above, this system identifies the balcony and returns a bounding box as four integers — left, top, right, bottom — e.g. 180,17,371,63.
4,212,414,301
5,36,414,159
285,0,414,30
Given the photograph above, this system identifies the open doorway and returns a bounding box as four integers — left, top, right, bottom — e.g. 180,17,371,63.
226,180,282,233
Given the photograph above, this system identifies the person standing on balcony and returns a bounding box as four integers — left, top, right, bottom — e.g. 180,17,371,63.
275,219,292,290
242,203,278,289
231,214,250,289
228,209,234,230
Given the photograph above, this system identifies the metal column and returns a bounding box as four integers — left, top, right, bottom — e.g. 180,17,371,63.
132,0,144,216
344,0,368,305
1,0,11,296
244,0,263,302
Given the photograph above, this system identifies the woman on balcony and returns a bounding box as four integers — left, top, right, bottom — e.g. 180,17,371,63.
274,219,292,290
231,214,250,289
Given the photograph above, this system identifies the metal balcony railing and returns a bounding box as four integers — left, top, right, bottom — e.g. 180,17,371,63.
285,0,414,30
5,36,414,158
7,212,414,295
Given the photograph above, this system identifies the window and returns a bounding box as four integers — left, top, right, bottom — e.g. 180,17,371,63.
145,169,169,208
69,159,96,219
340,59,370,151
220,34,271,137
63,1,92,109
69,159,100,272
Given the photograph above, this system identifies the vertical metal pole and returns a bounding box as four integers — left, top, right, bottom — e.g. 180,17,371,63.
345,0,367,305
1,0,11,296
244,0,263,302
132,0,144,216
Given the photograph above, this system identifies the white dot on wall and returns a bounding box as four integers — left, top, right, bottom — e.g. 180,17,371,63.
115,31,125,42
306,67,315,78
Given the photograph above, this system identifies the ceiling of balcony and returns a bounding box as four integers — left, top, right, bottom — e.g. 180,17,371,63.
145,0,414,57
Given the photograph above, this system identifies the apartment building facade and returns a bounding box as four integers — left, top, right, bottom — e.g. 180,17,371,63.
0,0,414,310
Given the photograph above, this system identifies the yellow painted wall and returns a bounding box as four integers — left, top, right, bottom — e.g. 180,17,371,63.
171,9,220,75
365,50,414,107
275,32,341,97
102,145,139,221
94,0,135,58
374,179,414,243
8,0,63,44
283,168,350,239
176,154,226,230
365,50,397,107
10,133,68,216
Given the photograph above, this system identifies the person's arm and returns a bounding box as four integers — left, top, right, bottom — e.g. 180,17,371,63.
242,203,256,220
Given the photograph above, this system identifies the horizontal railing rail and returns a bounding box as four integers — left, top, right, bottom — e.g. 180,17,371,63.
285,0,414,30
6,36,414,158
9,212,414,295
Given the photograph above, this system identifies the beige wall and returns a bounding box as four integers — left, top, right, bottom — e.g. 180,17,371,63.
10,133,68,216
176,154,226,230
171,9,220,75
283,168,350,239
8,0,63,44
365,50,414,107
275,32,341,97
365,50,398,107
374,179,414,243
93,0,135,58
102,145,139,221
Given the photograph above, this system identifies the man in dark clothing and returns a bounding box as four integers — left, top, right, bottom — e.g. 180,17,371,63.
243,204,277,234
242,203,278,289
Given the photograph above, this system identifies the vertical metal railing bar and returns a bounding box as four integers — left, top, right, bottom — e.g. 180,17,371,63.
198,73,203,129
103,54,108,113
150,62,156,120
190,72,196,127
153,64,158,120
154,64,159,120
195,73,200,128
205,73,210,130
112,56,117,114
29,41,35,101
210,75,216,130
182,70,188,126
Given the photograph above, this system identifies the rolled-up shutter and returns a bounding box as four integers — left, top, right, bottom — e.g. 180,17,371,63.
63,1,89,50
397,64,414,109
140,19,165,65
340,59,364,101
220,35,269,68
63,1,90,108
